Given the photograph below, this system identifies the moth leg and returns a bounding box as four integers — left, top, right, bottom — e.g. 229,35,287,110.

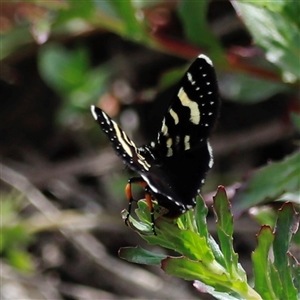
144,185,157,236
125,176,147,222
125,177,156,235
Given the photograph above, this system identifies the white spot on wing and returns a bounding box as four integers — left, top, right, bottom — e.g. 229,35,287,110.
198,54,213,66
113,123,133,157
102,110,111,123
184,135,190,150
178,87,200,125
169,109,179,125
161,118,168,136
91,105,98,120
141,174,159,194
167,148,173,157
187,72,196,85
207,141,214,168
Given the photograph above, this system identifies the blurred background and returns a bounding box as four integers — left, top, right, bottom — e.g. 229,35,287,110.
1,1,299,299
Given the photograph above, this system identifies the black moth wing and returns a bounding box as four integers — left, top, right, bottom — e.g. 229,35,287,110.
91,105,182,204
155,54,220,156
139,54,220,214
91,106,151,174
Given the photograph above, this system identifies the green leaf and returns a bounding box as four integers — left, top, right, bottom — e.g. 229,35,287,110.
236,0,300,30
273,203,298,299
249,206,277,229
109,0,146,41
213,187,240,278
38,43,90,94
161,256,229,288
191,196,229,270
252,226,278,300
195,195,209,240
125,200,217,263
177,1,223,56
1,27,33,60
291,112,300,132
123,191,262,299
289,254,300,292
268,263,283,299
232,151,300,214
218,72,289,103
118,246,167,265
162,257,252,298
0,225,32,252
38,42,111,124
159,65,188,91
232,2,300,81
56,0,96,22
7,249,34,273
194,281,245,300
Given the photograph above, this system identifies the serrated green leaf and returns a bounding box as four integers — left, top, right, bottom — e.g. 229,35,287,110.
194,281,245,300
119,246,167,265
126,200,216,263
196,193,227,269
268,263,283,298
195,195,209,240
207,236,227,270
162,257,255,299
232,151,300,214
252,225,278,300
273,203,298,299
289,254,300,292
249,206,277,229
161,256,229,287
214,187,233,236
232,2,300,80
155,218,216,263
213,187,240,278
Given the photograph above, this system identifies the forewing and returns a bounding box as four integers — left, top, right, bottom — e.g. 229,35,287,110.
156,54,220,157
91,106,151,174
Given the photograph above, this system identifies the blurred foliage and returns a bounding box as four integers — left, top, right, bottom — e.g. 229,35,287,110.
2,0,299,99
232,151,300,213
232,1,300,82
38,43,112,122
0,193,34,273
177,1,223,58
